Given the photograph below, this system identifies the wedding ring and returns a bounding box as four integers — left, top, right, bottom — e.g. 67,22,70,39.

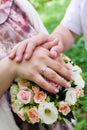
41,67,47,75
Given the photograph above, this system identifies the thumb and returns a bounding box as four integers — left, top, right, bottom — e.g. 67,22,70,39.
42,38,59,49
49,41,64,58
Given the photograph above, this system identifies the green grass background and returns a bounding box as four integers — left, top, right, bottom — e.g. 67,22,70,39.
29,0,87,129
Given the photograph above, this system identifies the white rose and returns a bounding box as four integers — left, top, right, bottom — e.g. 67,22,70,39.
65,88,77,106
71,118,77,125
17,108,25,121
73,73,85,89
12,100,23,113
38,102,58,124
63,55,71,62
73,65,82,74
72,65,85,89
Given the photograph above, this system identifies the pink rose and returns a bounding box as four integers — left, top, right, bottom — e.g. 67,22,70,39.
46,78,61,91
59,101,71,116
34,91,47,103
27,107,40,124
17,88,33,104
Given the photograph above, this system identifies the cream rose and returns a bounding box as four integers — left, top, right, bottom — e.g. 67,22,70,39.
73,73,85,89
59,101,71,116
27,107,40,124
75,88,84,98
65,88,77,106
17,108,25,121
34,91,47,103
72,65,85,89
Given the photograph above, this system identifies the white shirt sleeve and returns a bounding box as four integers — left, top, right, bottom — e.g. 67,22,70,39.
61,0,82,35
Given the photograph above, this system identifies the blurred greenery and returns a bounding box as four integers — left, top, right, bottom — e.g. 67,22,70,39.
29,0,87,130
30,0,70,33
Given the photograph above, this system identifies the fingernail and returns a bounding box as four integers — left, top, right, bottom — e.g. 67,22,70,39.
8,53,13,57
16,56,19,61
69,69,73,73
66,82,71,88
25,54,28,59
54,88,59,93
71,75,74,81
53,51,57,57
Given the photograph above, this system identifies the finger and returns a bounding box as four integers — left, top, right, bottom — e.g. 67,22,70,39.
49,41,64,58
32,74,59,94
66,62,73,70
24,33,49,60
46,56,73,81
24,40,38,60
42,67,71,88
56,54,73,71
15,41,28,62
55,54,70,70
42,38,58,50
8,45,18,59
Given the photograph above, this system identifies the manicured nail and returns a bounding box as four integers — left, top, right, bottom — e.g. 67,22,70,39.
25,54,28,59
16,56,19,61
53,51,57,57
69,69,73,73
8,53,13,57
66,82,71,88
54,88,59,93
70,75,75,81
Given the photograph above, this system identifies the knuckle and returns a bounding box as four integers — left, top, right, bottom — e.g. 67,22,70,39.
60,78,67,87
50,71,57,79
64,70,71,79
42,83,52,92
46,84,54,93
40,80,47,87
37,53,46,61
33,48,41,55
33,63,40,70
27,71,35,79
57,63,61,70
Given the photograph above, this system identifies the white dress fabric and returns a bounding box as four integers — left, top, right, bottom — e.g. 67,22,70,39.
0,95,20,130
61,0,87,49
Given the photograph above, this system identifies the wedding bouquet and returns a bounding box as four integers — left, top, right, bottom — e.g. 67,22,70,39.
10,55,85,126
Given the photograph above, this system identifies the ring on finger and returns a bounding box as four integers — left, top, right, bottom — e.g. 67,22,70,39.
41,67,47,75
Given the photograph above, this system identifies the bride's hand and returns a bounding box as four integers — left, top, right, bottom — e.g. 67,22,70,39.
12,47,72,93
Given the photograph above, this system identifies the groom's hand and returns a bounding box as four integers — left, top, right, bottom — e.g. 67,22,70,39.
8,33,49,62
8,33,63,62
